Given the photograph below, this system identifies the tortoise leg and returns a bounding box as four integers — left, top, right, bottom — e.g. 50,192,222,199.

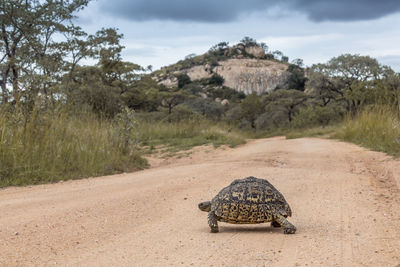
208,211,219,233
271,221,281,228
274,215,296,234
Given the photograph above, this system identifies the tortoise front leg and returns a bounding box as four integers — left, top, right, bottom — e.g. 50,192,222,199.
271,221,281,228
208,211,219,233
274,215,296,234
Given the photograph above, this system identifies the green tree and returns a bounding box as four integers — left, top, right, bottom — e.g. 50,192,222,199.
0,0,90,103
184,98,225,121
65,28,145,116
176,73,191,88
208,73,224,86
67,65,123,117
373,68,400,109
240,93,264,128
305,54,385,114
287,64,307,91
208,42,229,56
122,75,160,111
240,37,257,47
160,90,188,114
263,89,308,123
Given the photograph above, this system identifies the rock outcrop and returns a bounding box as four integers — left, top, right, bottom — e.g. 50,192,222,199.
155,58,290,95
244,46,265,59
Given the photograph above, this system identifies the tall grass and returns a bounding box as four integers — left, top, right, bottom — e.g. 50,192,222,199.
0,104,147,187
335,106,400,156
0,103,248,187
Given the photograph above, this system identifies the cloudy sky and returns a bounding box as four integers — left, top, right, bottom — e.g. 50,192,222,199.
76,0,400,71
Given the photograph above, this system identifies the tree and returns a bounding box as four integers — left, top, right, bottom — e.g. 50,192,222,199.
0,0,90,103
208,42,229,56
305,54,385,114
122,75,160,111
185,53,196,60
184,98,225,121
259,42,268,53
263,89,308,123
287,64,307,91
240,37,257,47
208,86,245,103
176,73,191,88
160,90,188,114
64,27,146,116
272,50,283,61
208,73,224,86
305,66,343,107
327,54,382,83
67,65,123,117
240,93,264,128
373,68,400,109
291,58,304,67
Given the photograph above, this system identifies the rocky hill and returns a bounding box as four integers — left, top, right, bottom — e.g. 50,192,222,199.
152,41,293,95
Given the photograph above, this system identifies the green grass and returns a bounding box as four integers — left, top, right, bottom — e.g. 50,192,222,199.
284,125,337,139
0,105,147,187
235,125,336,140
334,106,400,157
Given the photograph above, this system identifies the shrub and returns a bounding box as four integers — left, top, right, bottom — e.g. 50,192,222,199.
208,73,225,86
292,106,337,128
176,73,192,88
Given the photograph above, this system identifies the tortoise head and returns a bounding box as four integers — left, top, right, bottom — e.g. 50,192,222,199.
198,201,211,212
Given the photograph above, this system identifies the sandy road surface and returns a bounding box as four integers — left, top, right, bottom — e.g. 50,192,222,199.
1,137,400,266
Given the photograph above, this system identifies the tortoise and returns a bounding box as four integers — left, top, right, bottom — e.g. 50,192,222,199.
198,176,296,234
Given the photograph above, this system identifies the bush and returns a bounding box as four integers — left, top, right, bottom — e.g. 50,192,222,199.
184,98,226,121
255,110,290,130
176,73,192,88
208,73,225,86
166,105,200,122
182,83,203,94
292,106,337,128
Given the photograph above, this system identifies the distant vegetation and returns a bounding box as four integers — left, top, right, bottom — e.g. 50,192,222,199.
1,1,400,186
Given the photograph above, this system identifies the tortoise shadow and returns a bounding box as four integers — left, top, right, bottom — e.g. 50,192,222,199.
218,225,283,233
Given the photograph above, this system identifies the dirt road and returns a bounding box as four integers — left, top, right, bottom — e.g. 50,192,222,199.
1,137,400,266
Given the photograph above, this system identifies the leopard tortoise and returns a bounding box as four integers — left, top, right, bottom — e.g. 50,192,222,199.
198,176,296,234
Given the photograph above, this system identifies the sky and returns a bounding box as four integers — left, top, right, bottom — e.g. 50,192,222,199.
76,0,400,71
